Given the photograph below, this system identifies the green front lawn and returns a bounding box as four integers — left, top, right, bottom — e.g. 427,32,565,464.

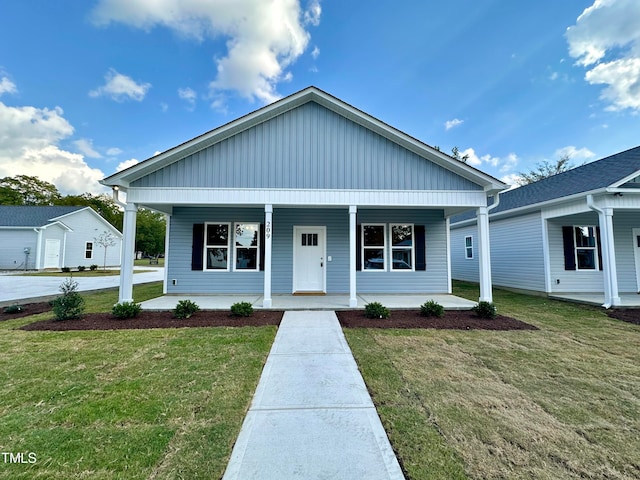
345,282,640,479
0,283,275,479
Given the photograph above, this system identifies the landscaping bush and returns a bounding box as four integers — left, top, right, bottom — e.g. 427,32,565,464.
420,300,445,318
89,264,98,271
473,301,497,319
77,265,86,272
3,304,24,314
173,300,200,319
112,301,142,319
230,301,254,317
61,267,71,273
365,301,390,319
52,278,85,320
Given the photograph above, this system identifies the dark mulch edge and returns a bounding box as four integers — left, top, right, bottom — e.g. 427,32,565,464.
337,309,538,331
606,309,640,326
19,310,284,331
1,302,52,320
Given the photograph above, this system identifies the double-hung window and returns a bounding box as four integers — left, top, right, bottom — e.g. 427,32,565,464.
85,242,93,260
465,236,473,259
234,223,259,271
205,223,230,270
574,226,598,270
362,224,386,270
390,224,414,271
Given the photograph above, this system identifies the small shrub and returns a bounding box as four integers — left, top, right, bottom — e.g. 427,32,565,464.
77,265,86,272
173,300,200,319
52,277,85,320
365,301,390,319
473,301,497,319
230,301,254,317
420,300,445,318
3,304,24,314
112,301,142,319
89,264,98,271
61,267,71,273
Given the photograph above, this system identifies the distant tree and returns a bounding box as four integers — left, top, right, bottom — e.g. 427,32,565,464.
136,209,166,256
433,145,469,163
94,231,117,271
0,175,61,205
517,154,574,185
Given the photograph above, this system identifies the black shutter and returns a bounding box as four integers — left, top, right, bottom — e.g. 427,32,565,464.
562,226,576,271
596,226,603,271
259,223,265,271
415,225,426,271
356,224,362,271
192,223,204,271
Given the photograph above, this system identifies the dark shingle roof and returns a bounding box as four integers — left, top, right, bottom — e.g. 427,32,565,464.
452,145,640,223
0,206,85,227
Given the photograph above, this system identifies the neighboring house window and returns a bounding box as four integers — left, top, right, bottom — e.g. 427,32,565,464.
465,236,473,259
574,226,598,270
390,224,414,271
205,223,230,270
362,224,386,270
234,223,259,271
85,242,93,260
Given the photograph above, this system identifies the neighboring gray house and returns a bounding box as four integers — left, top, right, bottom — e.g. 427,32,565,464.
101,87,506,306
451,146,640,307
0,206,123,270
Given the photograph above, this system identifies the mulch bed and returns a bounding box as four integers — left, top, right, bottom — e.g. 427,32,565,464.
1,302,52,320
337,310,538,330
606,309,640,326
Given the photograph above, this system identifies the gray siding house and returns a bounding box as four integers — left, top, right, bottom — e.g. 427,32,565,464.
0,206,123,270
101,87,506,306
451,146,640,307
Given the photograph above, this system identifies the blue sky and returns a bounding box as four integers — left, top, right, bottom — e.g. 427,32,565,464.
1,0,639,194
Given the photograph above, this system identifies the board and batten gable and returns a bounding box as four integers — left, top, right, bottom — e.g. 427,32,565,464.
131,102,484,192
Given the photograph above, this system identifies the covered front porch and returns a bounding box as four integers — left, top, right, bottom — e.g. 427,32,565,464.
140,293,477,311
549,292,640,308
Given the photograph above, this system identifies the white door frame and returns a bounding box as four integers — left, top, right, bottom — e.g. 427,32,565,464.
633,228,640,293
292,226,326,293
44,238,61,269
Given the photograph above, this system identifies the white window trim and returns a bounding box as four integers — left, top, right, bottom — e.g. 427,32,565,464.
465,235,474,259
390,223,415,272
233,222,260,272
362,223,387,272
204,222,231,272
573,225,599,271
85,241,93,260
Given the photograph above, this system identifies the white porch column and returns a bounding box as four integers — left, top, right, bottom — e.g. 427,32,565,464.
119,202,138,303
263,205,273,308
163,213,171,294
349,205,358,307
599,208,620,307
477,206,493,303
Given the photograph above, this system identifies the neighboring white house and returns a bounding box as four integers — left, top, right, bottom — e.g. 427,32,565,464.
450,146,640,307
0,206,123,270
101,86,507,306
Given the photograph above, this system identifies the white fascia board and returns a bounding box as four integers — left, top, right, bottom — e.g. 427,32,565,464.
41,221,73,232
608,169,640,188
126,187,488,208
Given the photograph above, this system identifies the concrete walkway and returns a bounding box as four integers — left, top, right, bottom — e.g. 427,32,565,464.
222,311,405,480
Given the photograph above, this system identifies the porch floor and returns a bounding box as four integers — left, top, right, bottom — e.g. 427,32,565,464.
549,292,640,308
140,293,476,311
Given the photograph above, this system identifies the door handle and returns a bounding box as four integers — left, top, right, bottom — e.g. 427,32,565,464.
321,257,324,267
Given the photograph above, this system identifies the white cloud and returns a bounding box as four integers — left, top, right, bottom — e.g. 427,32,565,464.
178,87,197,109
500,173,523,188
554,145,596,162
0,101,105,194
444,118,463,130
566,0,640,111
499,153,519,173
106,147,123,156
460,148,501,169
0,77,17,96
89,68,151,102
311,46,320,59
74,138,102,158
116,158,139,172
91,0,321,104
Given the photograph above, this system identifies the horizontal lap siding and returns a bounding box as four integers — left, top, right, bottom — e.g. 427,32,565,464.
62,210,121,267
0,231,37,270
132,103,482,192
167,207,264,294
613,211,640,293
357,209,448,293
450,224,479,283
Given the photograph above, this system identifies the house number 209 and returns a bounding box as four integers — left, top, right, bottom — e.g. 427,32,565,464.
266,221,272,239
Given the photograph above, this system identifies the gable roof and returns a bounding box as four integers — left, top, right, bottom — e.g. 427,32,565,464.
101,86,506,193
452,145,640,223
0,206,85,227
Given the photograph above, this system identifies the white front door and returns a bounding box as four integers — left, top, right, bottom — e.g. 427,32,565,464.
293,226,326,293
633,228,640,293
44,239,61,269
